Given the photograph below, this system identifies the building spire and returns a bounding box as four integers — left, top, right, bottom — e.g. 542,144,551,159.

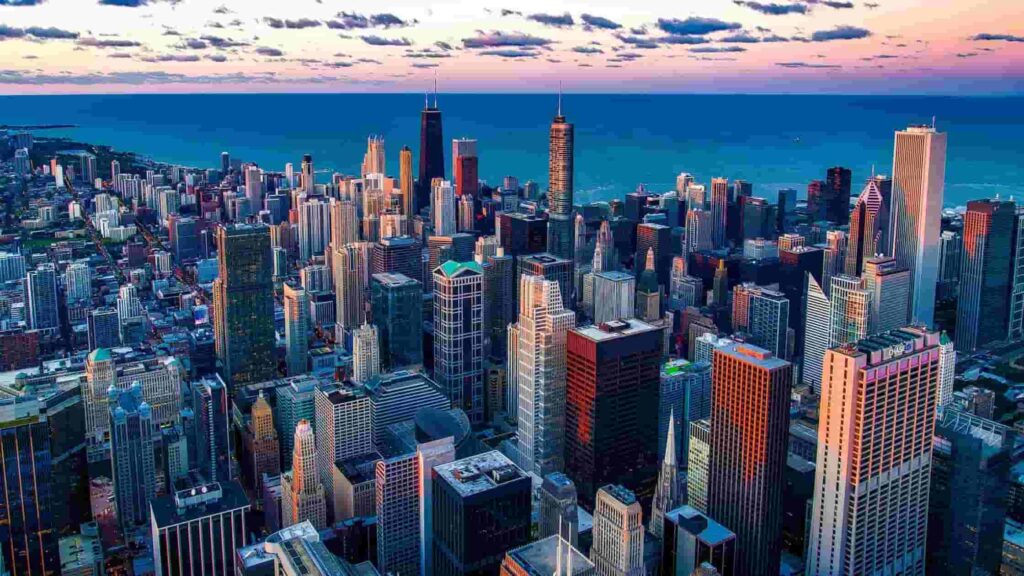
664,408,677,467
433,71,439,109
557,81,563,117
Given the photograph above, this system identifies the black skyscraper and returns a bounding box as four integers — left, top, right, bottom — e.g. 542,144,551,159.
417,92,445,214
824,166,852,224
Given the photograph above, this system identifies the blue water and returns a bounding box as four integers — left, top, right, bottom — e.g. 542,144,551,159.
3,93,1022,207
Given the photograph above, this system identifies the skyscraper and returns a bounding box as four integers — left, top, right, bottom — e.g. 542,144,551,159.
297,195,332,261
351,323,381,384
709,178,728,248
649,410,683,539
245,392,280,494
370,273,424,370
283,283,310,376
314,384,372,522
193,376,231,484
591,271,636,324
376,444,421,576
329,198,359,249
213,224,276,388
502,534,595,576
282,419,327,530
862,256,910,334
844,177,888,277
956,198,1016,352
659,359,712,468
928,408,1015,576
747,287,790,360
802,274,830,392
565,319,662,507
373,235,423,284
300,153,314,194
150,481,250,576
333,242,368,339
708,343,791,576
547,94,575,260
660,506,736,576
433,451,532,576
25,263,59,333
433,261,485,424
513,275,576,475
687,419,711,514
538,472,579,545
888,124,946,327
518,252,574,314
418,90,445,214
400,145,415,216
823,166,852,225
807,327,940,576
109,383,157,533
362,134,386,176
452,138,479,199
829,274,869,346
433,179,457,236
590,484,645,576
88,307,120,350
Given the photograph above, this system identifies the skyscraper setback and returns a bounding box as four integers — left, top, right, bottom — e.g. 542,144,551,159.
888,124,946,327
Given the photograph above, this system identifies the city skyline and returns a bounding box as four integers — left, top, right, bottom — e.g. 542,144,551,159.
0,0,1020,95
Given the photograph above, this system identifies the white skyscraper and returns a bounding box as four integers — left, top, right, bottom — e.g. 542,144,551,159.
362,135,385,177
352,323,381,385
432,179,456,236
282,419,327,530
298,195,332,261
283,283,310,376
590,485,645,576
888,125,946,327
937,331,955,408
513,275,576,475
807,327,940,576
803,274,870,393
333,243,367,338
245,164,264,214
64,261,91,303
862,256,910,334
684,208,714,256
314,385,372,522
329,198,360,250
592,271,635,324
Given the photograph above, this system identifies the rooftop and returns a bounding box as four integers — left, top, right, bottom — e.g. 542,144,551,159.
436,260,483,278
599,484,637,506
717,342,789,370
506,535,594,576
434,450,525,497
150,480,250,528
371,272,418,288
574,318,658,342
665,505,735,546
662,359,710,377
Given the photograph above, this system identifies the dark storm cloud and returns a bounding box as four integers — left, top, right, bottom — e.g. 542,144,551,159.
362,35,412,46
580,14,621,30
733,1,808,15
462,31,553,48
527,13,574,28
809,25,871,41
657,17,742,36
971,33,1024,42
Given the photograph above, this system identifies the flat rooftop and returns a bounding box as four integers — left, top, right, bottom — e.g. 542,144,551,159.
434,450,525,497
574,318,658,342
506,535,594,576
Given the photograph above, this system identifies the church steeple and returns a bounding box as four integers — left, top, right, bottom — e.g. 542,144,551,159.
649,408,682,538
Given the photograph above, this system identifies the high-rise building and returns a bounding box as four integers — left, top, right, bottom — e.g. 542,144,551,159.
547,95,575,260
314,385,372,522
301,154,314,194
364,370,450,449
0,397,59,575
498,211,548,257
660,506,736,576
213,224,276,388
418,91,445,214
512,275,576,475
937,331,955,408
519,252,575,313
844,177,888,276
1010,210,1024,340
807,327,940,576
362,134,386,177
433,451,532,576
371,273,424,369
333,242,368,338
658,359,712,469
297,195,332,261
64,261,91,303
109,383,157,533
351,323,381,384
685,208,714,256
928,408,1015,576
829,274,869,346
590,484,645,576
433,179,457,236
501,534,595,576
862,256,910,334
277,376,320,458
373,235,423,284
747,287,790,359
708,343,791,576
432,261,485,424
400,145,415,216
709,178,728,248
591,271,636,324
687,419,711,514
245,392,281,494
956,198,1016,352
649,410,683,539
419,437,456,576
282,420,327,530
193,375,232,483
329,198,359,249
151,481,250,576
26,263,59,333
452,138,479,199
283,283,310,376
538,472,579,545
565,319,662,508
802,275,831,392
376,445,421,576
822,166,852,225
821,230,848,295
88,307,120,350
888,125,946,326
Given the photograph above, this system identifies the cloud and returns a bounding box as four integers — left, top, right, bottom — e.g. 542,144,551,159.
776,61,841,68
328,12,412,30
0,70,306,86
265,17,321,29
657,17,741,36
98,0,178,6
527,12,574,28
761,34,790,42
609,51,643,61
24,26,79,39
721,32,761,43
412,63,439,68
478,49,540,58
971,33,1024,42
205,53,227,62
810,25,871,41
956,52,978,58
362,35,412,46
0,0,46,5
462,31,553,48
660,34,710,45
615,34,660,49
500,9,522,16
805,0,855,8
255,46,283,56
435,41,453,51
689,45,747,53
864,2,879,7
176,38,208,49
107,52,132,58
734,1,808,15
78,37,139,47
580,14,621,30
405,48,452,58
200,35,248,48
212,4,231,14
572,45,604,54
142,54,200,62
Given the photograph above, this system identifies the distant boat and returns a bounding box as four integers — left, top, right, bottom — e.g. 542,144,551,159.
793,136,801,143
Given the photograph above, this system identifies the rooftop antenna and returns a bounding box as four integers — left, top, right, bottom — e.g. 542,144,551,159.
433,71,439,109
871,164,875,178
932,115,936,129
557,80,563,117
555,517,563,576
566,532,573,576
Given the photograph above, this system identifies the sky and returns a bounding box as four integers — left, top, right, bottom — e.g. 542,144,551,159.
0,0,1022,95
